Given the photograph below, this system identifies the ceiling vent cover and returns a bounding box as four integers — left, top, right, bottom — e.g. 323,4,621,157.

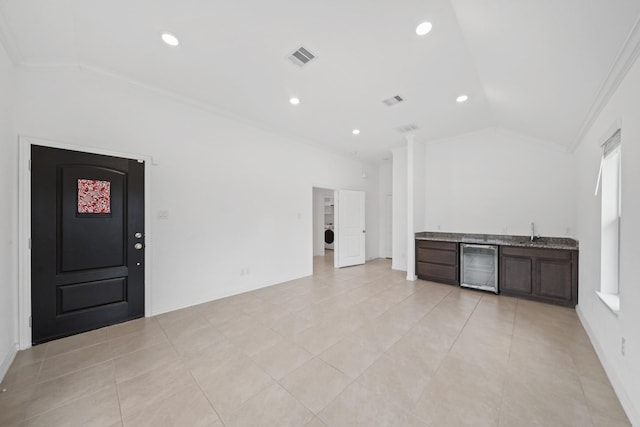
383,95,404,106
288,46,316,67
396,124,419,133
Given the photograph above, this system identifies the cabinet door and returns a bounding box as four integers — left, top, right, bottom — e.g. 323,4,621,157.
416,248,456,265
501,256,532,294
536,259,573,301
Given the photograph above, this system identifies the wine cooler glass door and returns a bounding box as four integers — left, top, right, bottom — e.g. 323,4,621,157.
460,244,498,293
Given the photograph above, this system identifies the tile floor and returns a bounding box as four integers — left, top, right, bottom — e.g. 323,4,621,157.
0,254,631,426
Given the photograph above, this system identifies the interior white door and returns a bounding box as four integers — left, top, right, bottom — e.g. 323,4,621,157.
335,190,366,268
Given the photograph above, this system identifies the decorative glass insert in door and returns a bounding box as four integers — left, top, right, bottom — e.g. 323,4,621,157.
77,179,111,213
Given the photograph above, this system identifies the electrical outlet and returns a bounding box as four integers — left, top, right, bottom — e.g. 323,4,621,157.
621,337,626,356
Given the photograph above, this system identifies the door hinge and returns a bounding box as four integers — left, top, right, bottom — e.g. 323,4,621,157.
28,238,31,250
28,159,31,171
29,316,32,327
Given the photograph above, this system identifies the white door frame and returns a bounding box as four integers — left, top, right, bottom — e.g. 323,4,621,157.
18,135,153,350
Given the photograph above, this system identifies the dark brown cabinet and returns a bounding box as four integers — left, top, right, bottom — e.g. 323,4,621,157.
415,240,459,285
501,255,533,294
500,246,578,307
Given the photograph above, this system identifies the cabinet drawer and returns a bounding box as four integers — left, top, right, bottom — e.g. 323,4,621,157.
416,248,457,266
416,240,457,251
417,262,457,281
501,246,572,260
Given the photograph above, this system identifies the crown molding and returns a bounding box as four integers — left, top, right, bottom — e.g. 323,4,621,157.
17,61,81,71
17,61,377,166
570,15,640,152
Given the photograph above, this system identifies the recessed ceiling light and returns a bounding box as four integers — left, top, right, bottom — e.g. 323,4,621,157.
289,97,300,105
352,129,360,135
416,22,433,36
456,95,469,103
161,33,179,47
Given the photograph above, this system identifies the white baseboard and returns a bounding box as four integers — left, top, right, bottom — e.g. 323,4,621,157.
0,342,18,383
576,305,639,426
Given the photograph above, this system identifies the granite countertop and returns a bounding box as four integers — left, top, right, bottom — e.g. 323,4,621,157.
415,232,579,250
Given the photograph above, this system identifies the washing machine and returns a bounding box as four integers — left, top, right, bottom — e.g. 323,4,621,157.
324,226,334,250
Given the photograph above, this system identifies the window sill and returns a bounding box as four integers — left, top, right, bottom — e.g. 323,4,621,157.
596,291,620,316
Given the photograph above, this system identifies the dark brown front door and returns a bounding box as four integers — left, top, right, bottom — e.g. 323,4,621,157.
31,145,145,344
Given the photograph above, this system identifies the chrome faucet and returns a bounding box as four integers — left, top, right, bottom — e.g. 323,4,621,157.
530,222,535,242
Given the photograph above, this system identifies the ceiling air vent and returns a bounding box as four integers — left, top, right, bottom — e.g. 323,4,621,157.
382,95,404,107
396,124,419,134
288,46,316,67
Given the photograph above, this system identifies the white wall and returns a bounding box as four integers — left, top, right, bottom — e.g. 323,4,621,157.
412,141,426,234
403,138,427,280
574,55,640,425
391,146,407,271
377,161,392,258
0,42,18,378
423,128,575,237
12,66,380,321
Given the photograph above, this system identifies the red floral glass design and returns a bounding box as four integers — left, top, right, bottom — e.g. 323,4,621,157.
77,179,111,213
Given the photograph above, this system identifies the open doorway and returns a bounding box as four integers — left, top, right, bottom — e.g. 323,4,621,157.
312,187,335,270
312,187,366,271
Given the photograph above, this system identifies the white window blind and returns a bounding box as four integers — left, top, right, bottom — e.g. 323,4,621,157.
595,129,621,195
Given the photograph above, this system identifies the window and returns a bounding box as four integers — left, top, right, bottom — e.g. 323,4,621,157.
596,129,621,314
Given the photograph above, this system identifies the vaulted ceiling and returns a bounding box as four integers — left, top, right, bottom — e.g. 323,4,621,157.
1,0,639,162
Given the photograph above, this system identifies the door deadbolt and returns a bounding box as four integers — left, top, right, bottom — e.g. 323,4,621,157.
134,232,143,238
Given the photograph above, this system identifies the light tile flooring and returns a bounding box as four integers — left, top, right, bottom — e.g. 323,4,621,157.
0,254,631,426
